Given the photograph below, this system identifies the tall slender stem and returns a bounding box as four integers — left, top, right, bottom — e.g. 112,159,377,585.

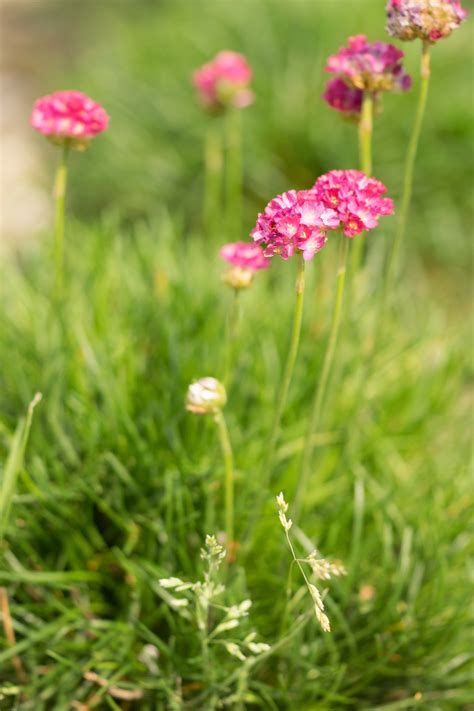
385,42,431,291
225,108,242,237
295,238,349,516
223,288,240,387
264,253,305,482
214,409,234,546
243,255,305,545
204,120,223,239
351,91,373,274
53,142,70,298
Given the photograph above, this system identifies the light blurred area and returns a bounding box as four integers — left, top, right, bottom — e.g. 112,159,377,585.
0,0,49,252
0,0,91,253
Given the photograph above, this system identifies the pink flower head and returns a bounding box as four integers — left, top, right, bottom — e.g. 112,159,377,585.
193,51,254,111
323,77,363,118
220,241,270,271
311,170,394,237
386,0,468,42
325,35,412,93
251,190,340,261
30,90,109,149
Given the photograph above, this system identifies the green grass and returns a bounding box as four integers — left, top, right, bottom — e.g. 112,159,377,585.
1,0,473,708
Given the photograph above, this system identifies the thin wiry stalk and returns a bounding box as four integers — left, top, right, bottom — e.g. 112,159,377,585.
295,237,349,516
351,90,374,273
53,142,70,298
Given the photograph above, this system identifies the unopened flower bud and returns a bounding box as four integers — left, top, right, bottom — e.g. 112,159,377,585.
186,377,227,415
222,266,254,290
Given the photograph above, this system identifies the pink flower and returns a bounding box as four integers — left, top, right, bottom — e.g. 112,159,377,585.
31,90,109,148
325,35,411,93
193,51,254,111
250,190,339,261
323,77,363,117
311,170,394,237
386,0,468,42
220,242,270,271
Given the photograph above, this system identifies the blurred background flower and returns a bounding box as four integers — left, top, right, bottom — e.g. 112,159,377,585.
1,0,471,290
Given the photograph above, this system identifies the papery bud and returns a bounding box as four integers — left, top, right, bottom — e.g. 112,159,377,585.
186,377,227,415
222,266,254,290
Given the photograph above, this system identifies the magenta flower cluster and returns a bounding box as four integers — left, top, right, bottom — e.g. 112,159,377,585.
251,170,394,261
220,242,269,271
311,170,394,237
323,78,363,118
193,51,254,111
30,90,109,147
251,190,337,261
325,35,412,95
386,0,468,42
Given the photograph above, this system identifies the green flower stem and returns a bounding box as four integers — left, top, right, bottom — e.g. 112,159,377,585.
385,42,431,292
243,254,305,545
294,237,349,516
53,142,70,298
204,120,223,239
263,253,306,483
351,91,373,274
214,409,234,546
225,107,242,237
223,288,240,387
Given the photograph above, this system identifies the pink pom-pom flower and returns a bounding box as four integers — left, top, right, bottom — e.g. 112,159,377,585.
220,241,269,289
193,51,254,111
323,77,363,118
30,90,109,149
386,0,468,43
325,35,412,93
251,190,340,261
220,242,270,271
311,170,394,237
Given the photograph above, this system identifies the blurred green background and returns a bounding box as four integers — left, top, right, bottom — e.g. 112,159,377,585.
1,0,473,708
10,0,473,291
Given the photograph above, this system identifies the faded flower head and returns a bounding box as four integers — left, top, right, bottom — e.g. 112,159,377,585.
325,35,411,93
193,51,254,111
323,77,363,118
220,241,269,289
30,90,109,149
251,189,340,261
311,169,394,237
186,377,227,415
386,0,468,42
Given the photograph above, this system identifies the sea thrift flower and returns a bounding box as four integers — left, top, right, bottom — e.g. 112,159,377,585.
311,170,394,238
193,51,254,111
220,242,269,271
386,0,468,42
325,35,411,93
251,190,340,261
30,90,109,149
220,241,270,289
186,377,227,415
323,77,363,118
